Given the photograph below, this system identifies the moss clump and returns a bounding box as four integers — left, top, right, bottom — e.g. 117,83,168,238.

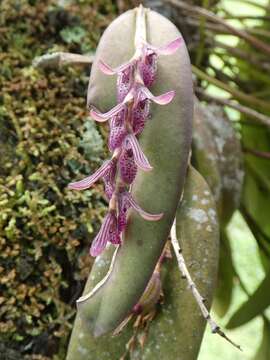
0,0,117,358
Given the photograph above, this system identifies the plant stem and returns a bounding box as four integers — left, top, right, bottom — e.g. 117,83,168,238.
33,52,94,69
235,0,270,10
195,0,209,66
243,147,270,160
165,0,270,55
170,220,242,351
196,88,270,128
135,4,147,48
192,65,270,111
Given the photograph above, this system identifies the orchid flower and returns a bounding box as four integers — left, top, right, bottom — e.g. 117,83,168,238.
68,160,114,191
90,211,120,257
90,191,163,257
90,85,175,123
119,147,137,184
123,133,152,171
108,108,127,151
139,38,182,86
98,37,182,87
117,190,163,233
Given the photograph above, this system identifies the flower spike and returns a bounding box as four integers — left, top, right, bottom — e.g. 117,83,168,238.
69,13,178,258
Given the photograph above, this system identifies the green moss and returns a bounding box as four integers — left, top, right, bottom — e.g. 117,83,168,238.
0,0,117,358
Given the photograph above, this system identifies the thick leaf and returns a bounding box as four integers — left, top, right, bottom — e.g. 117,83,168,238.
204,104,244,225
154,166,219,360
213,230,234,317
66,166,219,359
79,7,193,336
66,245,134,359
227,268,270,329
192,97,222,208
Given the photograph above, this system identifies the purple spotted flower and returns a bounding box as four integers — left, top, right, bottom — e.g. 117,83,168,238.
98,37,182,88
68,36,182,257
90,84,175,122
68,159,115,191
117,190,163,233
90,211,120,257
119,147,137,184
108,108,127,151
90,190,163,257
139,38,182,87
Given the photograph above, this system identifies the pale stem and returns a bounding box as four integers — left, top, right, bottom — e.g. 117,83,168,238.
33,52,94,69
135,5,147,49
170,219,242,352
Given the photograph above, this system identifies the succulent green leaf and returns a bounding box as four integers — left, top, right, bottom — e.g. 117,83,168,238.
148,166,219,360
66,244,134,360
79,8,193,336
227,268,270,329
192,97,222,207
204,105,244,225
66,166,219,359
192,100,244,225
213,230,234,317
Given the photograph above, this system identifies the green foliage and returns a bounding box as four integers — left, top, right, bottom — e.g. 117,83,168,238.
80,120,104,162
67,166,219,360
227,269,270,329
213,231,234,318
60,26,87,44
253,318,270,360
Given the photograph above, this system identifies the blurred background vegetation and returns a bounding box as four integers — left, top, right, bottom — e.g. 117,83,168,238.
0,0,269,359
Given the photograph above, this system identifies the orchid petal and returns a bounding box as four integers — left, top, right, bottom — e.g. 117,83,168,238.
90,212,114,257
90,102,126,122
155,38,182,55
142,88,175,105
68,160,111,191
125,192,163,221
98,59,136,75
98,60,117,75
125,134,152,171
